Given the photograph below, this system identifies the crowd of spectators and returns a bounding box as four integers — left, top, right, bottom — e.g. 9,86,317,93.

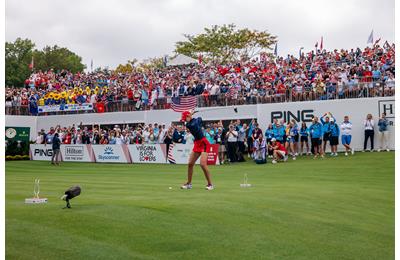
38,111,391,165
6,42,395,115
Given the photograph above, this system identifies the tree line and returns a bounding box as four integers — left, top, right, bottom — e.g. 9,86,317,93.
5,38,85,87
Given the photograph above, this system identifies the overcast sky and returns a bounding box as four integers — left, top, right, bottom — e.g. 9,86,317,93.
6,0,394,70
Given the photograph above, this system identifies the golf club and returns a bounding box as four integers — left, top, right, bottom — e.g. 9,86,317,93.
193,106,238,114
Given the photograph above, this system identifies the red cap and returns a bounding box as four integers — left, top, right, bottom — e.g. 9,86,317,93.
180,111,191,122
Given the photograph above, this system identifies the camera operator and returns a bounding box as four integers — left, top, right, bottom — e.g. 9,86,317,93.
226,124,238,163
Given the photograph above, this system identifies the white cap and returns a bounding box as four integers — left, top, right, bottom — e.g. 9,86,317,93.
329,118,334,122
271,138,276,142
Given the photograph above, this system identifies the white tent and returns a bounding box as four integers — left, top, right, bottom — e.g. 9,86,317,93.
166,54,197,66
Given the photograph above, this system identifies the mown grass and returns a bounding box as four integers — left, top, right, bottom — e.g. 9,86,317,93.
6,152,394,260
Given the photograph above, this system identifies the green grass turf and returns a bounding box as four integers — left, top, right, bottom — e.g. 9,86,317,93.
6,152,394,260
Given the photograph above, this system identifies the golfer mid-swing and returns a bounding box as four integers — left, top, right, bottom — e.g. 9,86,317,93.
180,111,214,190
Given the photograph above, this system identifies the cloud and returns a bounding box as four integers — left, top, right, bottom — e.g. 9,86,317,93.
6,0,394,69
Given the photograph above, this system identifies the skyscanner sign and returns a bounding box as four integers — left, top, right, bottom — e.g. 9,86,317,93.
92,145,131,163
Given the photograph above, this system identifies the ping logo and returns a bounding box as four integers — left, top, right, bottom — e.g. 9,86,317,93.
271,109,314,123
378,100,394,118
34,148,53,156
104,146,114,155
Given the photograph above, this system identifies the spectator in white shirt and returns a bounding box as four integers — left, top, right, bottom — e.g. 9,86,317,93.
115,132,123,144
35,132,44,144
363,113,375,152
340,116,354,156
226,124,238,163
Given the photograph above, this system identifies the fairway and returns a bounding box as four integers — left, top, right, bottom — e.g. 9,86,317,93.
6,153,394,260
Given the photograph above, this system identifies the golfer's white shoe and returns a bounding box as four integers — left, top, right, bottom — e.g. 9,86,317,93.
205,185,214,191
351,148,355,155
272,160,277,164
181,183,192,190
60,194,67,201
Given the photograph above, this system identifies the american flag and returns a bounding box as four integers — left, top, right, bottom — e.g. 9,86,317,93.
171,96,197,112
225,86,237,98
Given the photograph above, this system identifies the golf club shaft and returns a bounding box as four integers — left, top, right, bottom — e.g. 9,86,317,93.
194,106,236,114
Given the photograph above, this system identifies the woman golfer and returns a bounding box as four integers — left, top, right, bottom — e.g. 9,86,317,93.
180,111,214,190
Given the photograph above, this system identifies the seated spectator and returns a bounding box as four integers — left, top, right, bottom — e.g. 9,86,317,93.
268,138,288,164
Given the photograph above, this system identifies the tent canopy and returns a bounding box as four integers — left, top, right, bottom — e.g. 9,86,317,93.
166,54,197,66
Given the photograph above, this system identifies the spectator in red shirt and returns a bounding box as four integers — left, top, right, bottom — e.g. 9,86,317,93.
268,138,288,164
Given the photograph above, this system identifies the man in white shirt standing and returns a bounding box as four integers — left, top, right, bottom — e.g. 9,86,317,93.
340,116,354,156
226,124,238,163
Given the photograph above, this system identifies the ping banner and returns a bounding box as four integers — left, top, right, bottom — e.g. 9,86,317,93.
30,144,54,161
167,143,220,165
38,103,93,113
128,144,167,163
30,144,220,165
92,144,132,163
61,144,94,162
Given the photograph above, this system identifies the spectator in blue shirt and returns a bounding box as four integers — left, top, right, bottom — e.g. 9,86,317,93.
299,122,310,155
173,126,185,143
273,121,285,143
320,112,335,154
205,126,215,144
378,113,390,152
372,66,382,81
265,124,274,158
246,119,255,157
328,118,340,156
308,116,324,159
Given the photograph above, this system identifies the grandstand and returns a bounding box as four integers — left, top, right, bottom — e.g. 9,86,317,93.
5,42,395,116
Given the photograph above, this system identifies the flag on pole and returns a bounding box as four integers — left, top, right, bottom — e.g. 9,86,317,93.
367,30,374,44
320,36,323,50
29,56,34,71
274,43,278,56
299,47,304,58
170,96,197,112
163,55,168,67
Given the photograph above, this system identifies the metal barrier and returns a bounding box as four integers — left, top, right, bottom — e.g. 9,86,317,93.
5,81,395,116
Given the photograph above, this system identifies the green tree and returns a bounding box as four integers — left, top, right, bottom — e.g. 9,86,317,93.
137,57,165,71
114,59,138,74
175,24,277,63
5,38,35,87
33,45,85,73
5,39,86,87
